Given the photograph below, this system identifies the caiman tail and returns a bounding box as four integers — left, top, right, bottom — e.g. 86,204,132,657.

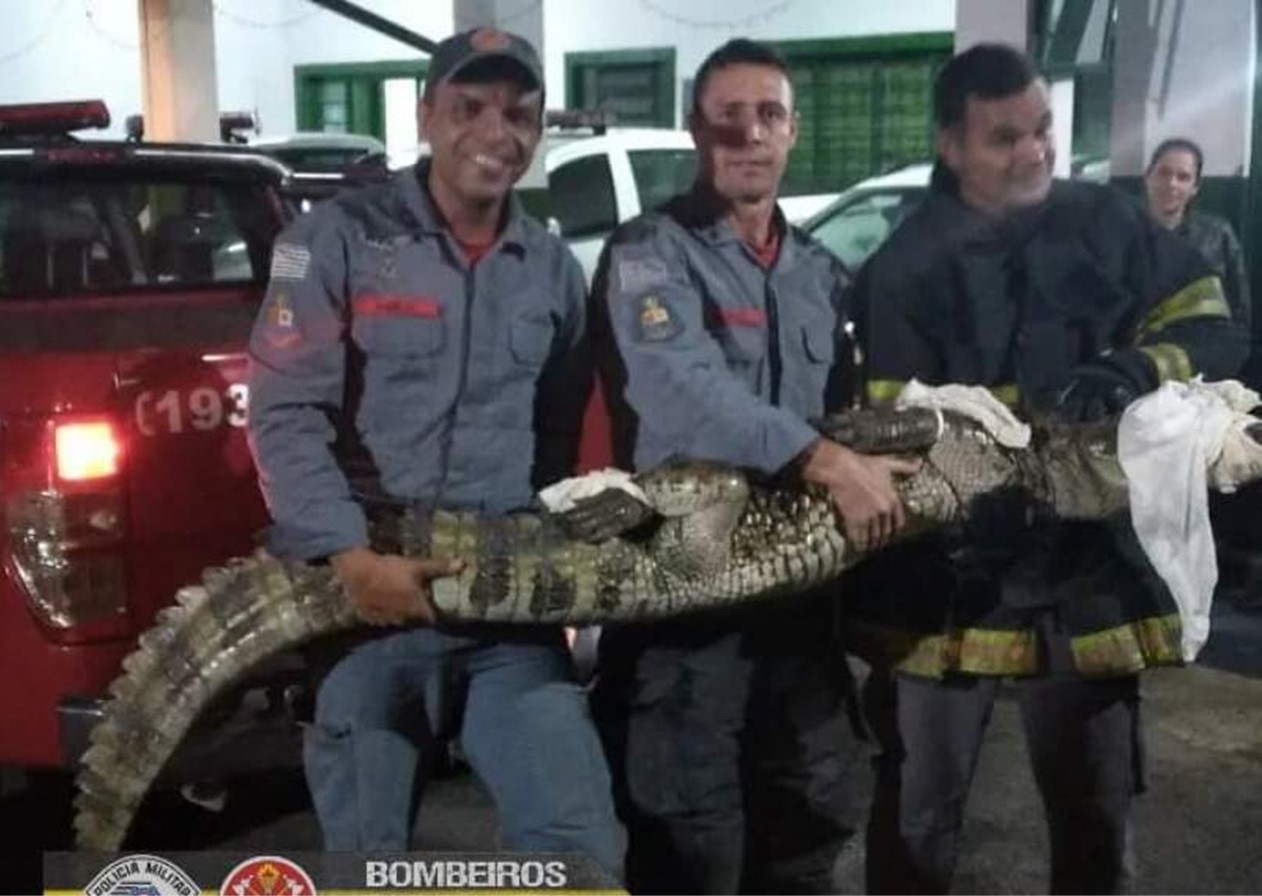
74,557,356,850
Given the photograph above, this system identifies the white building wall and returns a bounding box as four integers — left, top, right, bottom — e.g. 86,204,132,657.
0,0,144,139
0,0,450,141
1111,0,1255,177
542,0,956,126
213,0,451,140
2,0,1253,177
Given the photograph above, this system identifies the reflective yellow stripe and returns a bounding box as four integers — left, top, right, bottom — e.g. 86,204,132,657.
1139,276,1230,337
850,613,1183,678
988,383,1020,407
847,621,1038,678
1070,613,1182,676
954,627,1040,675
866,379,905,405
1139,342,1194,382
866,381,1020,407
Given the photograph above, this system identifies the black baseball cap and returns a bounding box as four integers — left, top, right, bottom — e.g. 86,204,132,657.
423,27,544,100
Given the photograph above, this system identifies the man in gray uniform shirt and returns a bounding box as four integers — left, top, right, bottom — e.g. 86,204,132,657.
247,28,621,876
591,37,917,895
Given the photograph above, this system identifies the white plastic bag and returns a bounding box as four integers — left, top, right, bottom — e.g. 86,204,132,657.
1118,382,1234,661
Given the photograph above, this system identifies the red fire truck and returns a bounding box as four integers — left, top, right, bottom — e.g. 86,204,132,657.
0,100,291,775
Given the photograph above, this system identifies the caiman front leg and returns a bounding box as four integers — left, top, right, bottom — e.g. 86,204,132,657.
555,459,751,549
637,461,751,582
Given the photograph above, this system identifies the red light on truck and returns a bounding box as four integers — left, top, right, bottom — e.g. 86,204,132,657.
0,100,110,136
54,421,121,481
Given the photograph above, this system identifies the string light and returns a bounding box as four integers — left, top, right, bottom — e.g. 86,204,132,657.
82,0,139,52
211,0,321,29
634,0,796,30
0,0,70,67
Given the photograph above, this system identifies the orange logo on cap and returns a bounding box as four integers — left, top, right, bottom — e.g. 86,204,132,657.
469,28,512,51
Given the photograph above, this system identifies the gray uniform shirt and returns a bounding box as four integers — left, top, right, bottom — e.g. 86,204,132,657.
248,163,590,560
596,190,851,475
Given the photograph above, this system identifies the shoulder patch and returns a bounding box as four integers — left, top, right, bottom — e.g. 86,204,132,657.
636,294,681,342
260,288,300,348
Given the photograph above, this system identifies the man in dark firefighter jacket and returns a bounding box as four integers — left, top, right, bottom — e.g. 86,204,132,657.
847,44,1248,895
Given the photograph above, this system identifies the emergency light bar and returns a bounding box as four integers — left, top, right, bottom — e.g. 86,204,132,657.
545,109,617,134
219,110,258,144
124,109,259,144
0,100,110,137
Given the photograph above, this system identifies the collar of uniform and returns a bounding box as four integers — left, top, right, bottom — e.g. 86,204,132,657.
670,185,796,266
398,160,529,253
924,173,1053,253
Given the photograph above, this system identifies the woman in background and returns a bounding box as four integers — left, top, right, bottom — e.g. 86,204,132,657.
1145,137,1251,329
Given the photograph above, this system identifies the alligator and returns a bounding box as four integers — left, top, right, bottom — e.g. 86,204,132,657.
73,393,1262,850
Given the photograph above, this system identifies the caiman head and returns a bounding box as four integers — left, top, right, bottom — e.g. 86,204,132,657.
1209,410,1262,493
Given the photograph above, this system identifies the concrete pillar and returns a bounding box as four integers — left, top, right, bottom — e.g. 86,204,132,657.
138,0,219,142
450,0,547,188
954,0,1035,52
1110,0,1254,177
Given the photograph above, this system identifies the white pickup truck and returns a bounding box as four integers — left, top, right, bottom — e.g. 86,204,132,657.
543,127,695,282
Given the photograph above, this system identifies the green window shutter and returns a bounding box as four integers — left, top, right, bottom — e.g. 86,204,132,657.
779,33,951,196
786,64,817,195
348,77,381,138
566,49,676,128
294,61,427,139
876,58,940,172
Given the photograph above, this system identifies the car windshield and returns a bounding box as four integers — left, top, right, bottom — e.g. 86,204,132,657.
0,167,279,298
809,188,926,269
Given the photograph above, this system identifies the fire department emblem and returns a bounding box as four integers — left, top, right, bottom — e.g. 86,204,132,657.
469,28,512,51
267,291,294,328
263,291,300,349
219,855,317,896
638,294,677,341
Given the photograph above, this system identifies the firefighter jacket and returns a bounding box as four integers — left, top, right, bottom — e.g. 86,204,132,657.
1174,209,1251,331
846,172,1248,679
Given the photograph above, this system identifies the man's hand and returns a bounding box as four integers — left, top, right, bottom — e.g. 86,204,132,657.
799,438,921,552
1055,352,1159,422
331,547,465,626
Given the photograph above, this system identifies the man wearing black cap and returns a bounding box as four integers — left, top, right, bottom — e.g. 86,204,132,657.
247,28,622,875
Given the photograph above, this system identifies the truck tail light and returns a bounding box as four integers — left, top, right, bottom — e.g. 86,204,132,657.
4,416,130,637
55,421,122,481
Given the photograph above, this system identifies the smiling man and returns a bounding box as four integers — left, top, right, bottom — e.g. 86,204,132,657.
846,43,1248,894
246,28,621,875
590,38,916,894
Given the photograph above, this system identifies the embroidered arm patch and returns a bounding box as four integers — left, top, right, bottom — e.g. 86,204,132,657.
636,294,681,342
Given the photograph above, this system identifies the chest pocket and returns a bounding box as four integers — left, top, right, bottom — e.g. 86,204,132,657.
509,316,556,370
802,325,836,365
714,326,766,370
352,312,446,357
709,303,768,365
